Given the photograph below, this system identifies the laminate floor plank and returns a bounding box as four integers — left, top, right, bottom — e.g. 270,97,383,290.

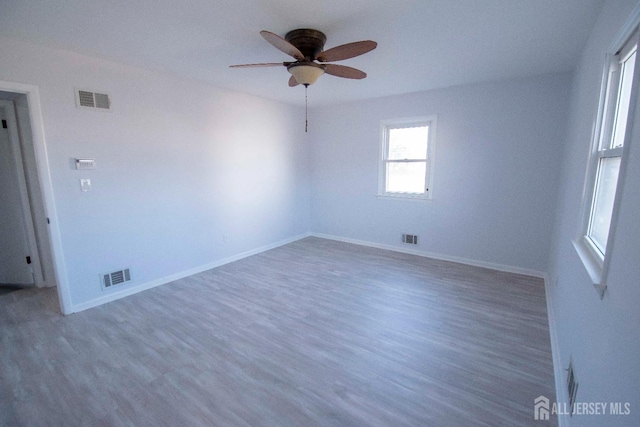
0,237,556,426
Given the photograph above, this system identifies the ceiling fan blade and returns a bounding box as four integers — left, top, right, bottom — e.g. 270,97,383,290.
229,62,288,68
288,75,300,87
324,64,367,79
316,40,377,62
260,30,304,60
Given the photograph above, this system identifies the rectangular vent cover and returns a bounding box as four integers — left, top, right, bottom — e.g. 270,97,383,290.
102,268,131,289
76,89,111,110
402,234,418,245
567,360,578,416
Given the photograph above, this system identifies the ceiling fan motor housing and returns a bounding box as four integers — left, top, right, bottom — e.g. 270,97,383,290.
285,29,327,60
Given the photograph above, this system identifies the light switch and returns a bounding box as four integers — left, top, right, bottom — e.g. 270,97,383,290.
80,178,91,192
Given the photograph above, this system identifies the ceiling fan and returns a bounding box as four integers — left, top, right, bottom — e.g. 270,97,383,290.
230,29,377,87
230,29,376,131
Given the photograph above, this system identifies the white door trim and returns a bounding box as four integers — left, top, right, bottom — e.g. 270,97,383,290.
0,80,72,314
0,100,38,285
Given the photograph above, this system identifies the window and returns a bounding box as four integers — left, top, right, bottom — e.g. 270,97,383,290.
378,117,436,200
575,30,639,290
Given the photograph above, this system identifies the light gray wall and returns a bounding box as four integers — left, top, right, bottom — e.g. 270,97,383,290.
547,1,640,425
0,38,310,309
308,74,572,273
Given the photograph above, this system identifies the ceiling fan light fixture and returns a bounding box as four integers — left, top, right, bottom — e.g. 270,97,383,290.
287,62,325,85
231,29,377,132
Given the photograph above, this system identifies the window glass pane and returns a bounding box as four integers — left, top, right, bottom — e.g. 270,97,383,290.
388,126,428,160
611,50,636,148
589,156,621,254
386,162,426,193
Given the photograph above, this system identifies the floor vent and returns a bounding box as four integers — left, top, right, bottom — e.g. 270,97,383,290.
76,89,111,110
102,268,131,289
567,360,578,416
402,234,418,245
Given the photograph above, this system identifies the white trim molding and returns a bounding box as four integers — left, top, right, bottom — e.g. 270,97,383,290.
378,116,437,201
310,232,547,279
0,80,72,314
573,5,640,299
72,231,549,314
543,275,569,427
68,233,312,314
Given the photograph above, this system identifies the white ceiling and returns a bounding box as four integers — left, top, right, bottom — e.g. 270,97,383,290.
1,0,603,106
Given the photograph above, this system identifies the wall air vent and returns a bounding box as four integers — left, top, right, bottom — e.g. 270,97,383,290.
76,89,111,111
101,268,131,290
402,234,418,245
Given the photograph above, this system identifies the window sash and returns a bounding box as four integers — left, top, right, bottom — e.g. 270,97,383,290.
383,159,427,163
610,49,636,149
575,29,640,289
383,126,429,161
379,118,435,198
384,160,428,194
587,156,621,255
586,39,637,260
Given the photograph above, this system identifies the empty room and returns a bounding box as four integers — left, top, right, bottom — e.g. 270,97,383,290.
1,1,639,426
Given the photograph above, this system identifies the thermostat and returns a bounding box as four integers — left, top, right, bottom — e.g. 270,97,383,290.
75,158,95,170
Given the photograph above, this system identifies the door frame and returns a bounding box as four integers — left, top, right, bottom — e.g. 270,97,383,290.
0,80,71,314
0,99,39,285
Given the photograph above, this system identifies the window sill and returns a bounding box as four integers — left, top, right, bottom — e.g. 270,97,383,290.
375,193,432,201
572,237,607,299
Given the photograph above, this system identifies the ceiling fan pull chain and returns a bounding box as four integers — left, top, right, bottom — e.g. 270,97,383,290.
230,30,376,129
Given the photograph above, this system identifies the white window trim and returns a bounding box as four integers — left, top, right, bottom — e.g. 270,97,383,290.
377,116,437,201
574,20,640,298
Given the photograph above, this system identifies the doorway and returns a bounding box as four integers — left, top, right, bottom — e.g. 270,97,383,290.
0,82,71,313
0,99,38,288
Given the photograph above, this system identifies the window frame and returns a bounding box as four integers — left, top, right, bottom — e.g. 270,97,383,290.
377,116,437,200
574,29,640,296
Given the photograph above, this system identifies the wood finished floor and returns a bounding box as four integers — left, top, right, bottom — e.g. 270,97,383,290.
0,237,557,426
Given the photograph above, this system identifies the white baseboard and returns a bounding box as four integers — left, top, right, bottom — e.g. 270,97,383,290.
544,275,569,427
68,232,312,314
310,232,547,278
70,230,547,311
